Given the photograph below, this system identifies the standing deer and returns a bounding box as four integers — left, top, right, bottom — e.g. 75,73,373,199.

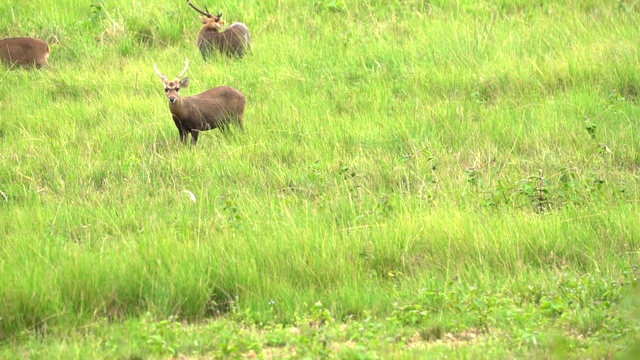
0,37,50,69
186,0,251,59
154,58,246,145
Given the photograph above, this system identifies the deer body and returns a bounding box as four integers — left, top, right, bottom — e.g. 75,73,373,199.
0,37,50,68
155,59,245,145
198,21,250,59
187,0,251,59
170,86,245,143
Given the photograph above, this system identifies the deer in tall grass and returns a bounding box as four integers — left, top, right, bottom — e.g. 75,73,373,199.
186,0,251,59
0,37,50,69
154,58,246,145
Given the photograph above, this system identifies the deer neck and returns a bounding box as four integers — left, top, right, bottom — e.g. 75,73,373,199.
201,24,222,33
169,97,189,116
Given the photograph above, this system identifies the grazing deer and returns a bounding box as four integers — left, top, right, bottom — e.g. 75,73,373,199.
154,58,246,145
0,37,50,69
186,0,251,59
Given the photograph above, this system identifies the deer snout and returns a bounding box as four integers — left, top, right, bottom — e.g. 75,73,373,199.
168,96,178,104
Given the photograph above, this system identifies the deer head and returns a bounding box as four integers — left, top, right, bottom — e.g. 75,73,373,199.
153,58,190,104
187,0,224,30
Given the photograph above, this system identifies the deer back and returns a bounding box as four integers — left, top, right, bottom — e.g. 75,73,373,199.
0,37,50,68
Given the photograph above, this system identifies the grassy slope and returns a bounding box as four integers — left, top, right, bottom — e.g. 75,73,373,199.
1,0,640,358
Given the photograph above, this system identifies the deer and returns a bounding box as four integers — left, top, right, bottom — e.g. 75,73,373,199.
186,0,251,59
0,37,50,69
153,58,246,145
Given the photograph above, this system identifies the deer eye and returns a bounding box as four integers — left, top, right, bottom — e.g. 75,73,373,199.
164,88,169,92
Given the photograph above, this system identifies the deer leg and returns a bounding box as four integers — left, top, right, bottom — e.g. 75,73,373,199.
173,116,188,143
199,43,212,61
190,130,200,145
179,129,188,143
236,115,244,132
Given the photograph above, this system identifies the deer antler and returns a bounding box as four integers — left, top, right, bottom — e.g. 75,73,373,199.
177,58,189,79
215,12,223,20
153,63,167,81
186,0,212,17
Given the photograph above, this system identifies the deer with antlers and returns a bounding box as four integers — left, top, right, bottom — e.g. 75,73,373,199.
0,37,50,69
154,58,246,145
186,0,251,59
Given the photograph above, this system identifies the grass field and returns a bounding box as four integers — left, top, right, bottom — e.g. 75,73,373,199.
1,0,640,358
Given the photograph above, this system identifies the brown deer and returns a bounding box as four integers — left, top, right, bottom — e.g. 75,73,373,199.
186,0,251,59
154,58,246,145
0,37,50,69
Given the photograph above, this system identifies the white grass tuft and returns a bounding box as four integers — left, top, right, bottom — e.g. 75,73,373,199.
183,189,197,203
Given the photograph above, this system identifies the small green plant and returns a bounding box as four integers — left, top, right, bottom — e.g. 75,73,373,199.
220,195,242,226
520,169,550,213
539,294,566,318
376,195,394,216
465,167,482,187
88,0,109,23
585,120,597,141
304,301,334,327
337,164,357,179
608,89,626,103
314,0,345,13
139,313,181,357
389,303,428,326
308,160,323,183
585,118,613,157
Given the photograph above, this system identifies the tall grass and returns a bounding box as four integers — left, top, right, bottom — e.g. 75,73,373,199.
1,0,639,356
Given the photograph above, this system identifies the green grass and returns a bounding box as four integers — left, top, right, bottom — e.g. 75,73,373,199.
1,0,640,358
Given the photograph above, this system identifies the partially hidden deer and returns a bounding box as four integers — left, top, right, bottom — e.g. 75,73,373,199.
154,58,246,145
186,0,251,59
0,37,50,69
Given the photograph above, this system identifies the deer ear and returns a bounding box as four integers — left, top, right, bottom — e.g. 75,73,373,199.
179,77,190,88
